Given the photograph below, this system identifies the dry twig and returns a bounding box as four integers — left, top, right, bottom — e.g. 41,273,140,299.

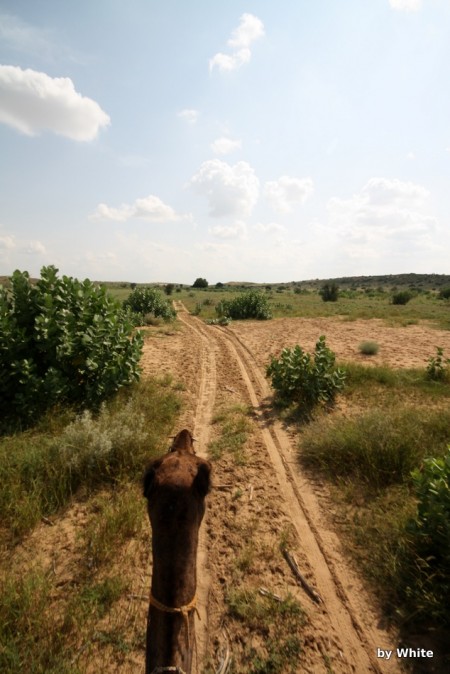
282,548,323,604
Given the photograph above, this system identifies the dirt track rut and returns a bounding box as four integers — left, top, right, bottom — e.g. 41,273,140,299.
172,303,402,674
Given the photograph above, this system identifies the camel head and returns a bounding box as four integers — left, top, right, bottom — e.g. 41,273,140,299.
143,429,211,534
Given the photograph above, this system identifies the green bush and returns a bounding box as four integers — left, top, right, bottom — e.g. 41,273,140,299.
392,291,413,305
123,286,175,321
0,267,143,430
358,341,379,356
216,290,272,320
319,282,339,302
266,336,346,411
405,448,450,624
438,287,450,300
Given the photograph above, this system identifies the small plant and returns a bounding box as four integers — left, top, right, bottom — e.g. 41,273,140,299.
205,316,231,325
266,336,346,412
359,341,379,356
426,347,450,381
319,282,339,302
392,291,413,305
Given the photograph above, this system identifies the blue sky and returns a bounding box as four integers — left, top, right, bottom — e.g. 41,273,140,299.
0,0,449,283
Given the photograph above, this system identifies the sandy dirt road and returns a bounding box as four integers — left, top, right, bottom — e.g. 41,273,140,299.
142,303,406,674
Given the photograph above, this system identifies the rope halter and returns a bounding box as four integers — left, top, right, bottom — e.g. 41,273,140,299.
149,592,200,661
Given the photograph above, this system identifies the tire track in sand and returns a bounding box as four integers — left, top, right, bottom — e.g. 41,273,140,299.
214,323,402,674
174,304,401,672
173,302,218,667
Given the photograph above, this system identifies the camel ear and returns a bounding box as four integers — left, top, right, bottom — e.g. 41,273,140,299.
143,466,156,499
194,461,211,497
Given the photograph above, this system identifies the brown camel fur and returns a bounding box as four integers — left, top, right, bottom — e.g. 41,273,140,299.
143,429,211,674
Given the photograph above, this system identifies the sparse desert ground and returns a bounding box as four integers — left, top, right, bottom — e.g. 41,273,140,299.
2,303,449,673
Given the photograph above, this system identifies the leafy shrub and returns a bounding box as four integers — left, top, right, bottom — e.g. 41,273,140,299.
319,282,339,302
358,341,379,356
392,291,413,305
266,336,346,411
123,286,175,321
438,287,450,300
0,266,143,430
405,448,450,623
426,347,450,381
216,290,272,320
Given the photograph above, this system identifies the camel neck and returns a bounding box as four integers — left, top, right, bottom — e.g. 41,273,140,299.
151,531,199,606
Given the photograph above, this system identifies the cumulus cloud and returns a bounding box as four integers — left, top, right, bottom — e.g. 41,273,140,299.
209,221,247,239
0,65,110,141
209,13,264,73
210,136,242,155
328,178,436,254
178,108,199,124
23,240,46,255
264,176,314,214
253,222,287,233
389,0,422,11
91,195,185,223
188,159,259,217
0,233,16,249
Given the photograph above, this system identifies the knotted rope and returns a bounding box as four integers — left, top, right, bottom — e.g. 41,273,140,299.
149,593,200,669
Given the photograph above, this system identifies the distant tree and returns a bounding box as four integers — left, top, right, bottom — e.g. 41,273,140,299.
164,283,174,295
319,282,339,302
215,282,224,288
130,282,137,290
193,278,208,288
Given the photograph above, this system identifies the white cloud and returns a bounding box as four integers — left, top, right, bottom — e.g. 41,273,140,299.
264,176,314,213
91,195,185,223
0,13,52,56
188,159,259,217
23,240,46,255
360,177,429,206
389,0,422,11
253,222,287,233
209,221,247,239
0,233,16,250
0,65,110,141
210,136,242,155
178,108,199,124
327,178,437,256
209,13,264,73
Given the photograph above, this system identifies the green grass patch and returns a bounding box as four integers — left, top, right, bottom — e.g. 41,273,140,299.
226,588,306,674
209,404,252,464
300,406,450,488
0,378,180,544
82,484,145,569
0,566,127,673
